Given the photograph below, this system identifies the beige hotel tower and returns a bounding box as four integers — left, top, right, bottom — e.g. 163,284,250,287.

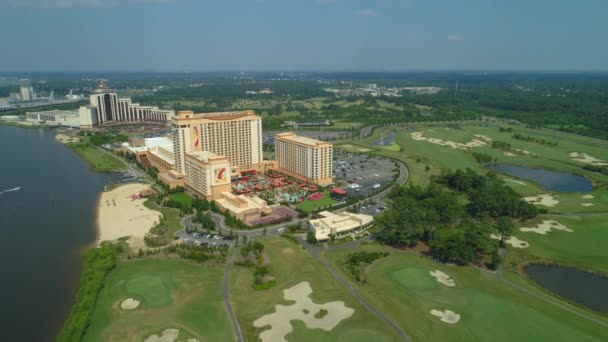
172,110,263,174
274,132,333,186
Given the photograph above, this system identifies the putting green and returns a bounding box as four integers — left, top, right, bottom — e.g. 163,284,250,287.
391,268,438,290
124,274,173,307
83,259,234,342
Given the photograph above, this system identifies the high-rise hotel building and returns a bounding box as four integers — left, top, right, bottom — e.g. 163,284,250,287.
274,132,333,186
79,83,174,127
172,110,263,173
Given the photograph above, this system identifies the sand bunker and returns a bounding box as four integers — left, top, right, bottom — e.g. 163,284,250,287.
581,194,595,199
97,183,161,248
490,234,529,248
410,131,491,150
524,194,559,207
568,152,608,166
430,309,461,324
520,220,572,235
358,148,371,152
253,281,354,342
581,203,595,207
504,151,517,157
120,298,140,310
514,148,530,155
144,329,199,342
429,270,455,287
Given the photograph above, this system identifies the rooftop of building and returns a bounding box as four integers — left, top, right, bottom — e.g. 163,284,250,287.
186,150,227,163
275,132,332,147
216,192,270,214
174,110,258,121
309,211,373,240
122,136,173,153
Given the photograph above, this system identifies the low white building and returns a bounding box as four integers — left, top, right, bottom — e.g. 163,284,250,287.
309,211,374,242
25,109,81,127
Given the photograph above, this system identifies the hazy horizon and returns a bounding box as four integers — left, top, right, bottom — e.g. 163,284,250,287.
1,0,607,72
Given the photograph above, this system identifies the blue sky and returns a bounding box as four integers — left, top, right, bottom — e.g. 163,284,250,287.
0,0,606,71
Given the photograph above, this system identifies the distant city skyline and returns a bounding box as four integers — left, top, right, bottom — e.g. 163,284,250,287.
1,0,607,71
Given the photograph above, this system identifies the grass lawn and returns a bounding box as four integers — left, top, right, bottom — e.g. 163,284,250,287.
377,142,401,152
168,192,193,208
295,190,337,213
66,143,126,172
322,246,608,342
229,237,402,342
506,215,608,274
144,199,183,236
83,259,234,342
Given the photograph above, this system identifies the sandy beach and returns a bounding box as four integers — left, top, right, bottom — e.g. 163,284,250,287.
97,183,161,248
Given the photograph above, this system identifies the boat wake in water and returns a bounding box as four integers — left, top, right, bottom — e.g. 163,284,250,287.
0,187,20,195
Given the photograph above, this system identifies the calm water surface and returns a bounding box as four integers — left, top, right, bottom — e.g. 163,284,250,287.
0,126,113,341
525,264,608,313
488,164,593,192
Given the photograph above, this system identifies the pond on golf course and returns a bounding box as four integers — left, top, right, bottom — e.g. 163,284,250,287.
525,264,608,313
487,164,593,192
375,131,395,146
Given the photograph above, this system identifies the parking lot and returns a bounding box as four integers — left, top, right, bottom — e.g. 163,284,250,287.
333,150,398,197
178,231,235,247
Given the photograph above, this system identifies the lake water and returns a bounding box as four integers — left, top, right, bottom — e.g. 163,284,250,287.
525,264,608,313
487,164,593,192
0,125,113,341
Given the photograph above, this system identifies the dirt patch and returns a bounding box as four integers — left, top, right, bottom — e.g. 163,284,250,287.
490,234,529,248
524,194,559,207
120,298,140,310
430,309,461,324
568,152,608,166
429,270,455,287
253,281,354,342
520,220,572,235
280,248,295,256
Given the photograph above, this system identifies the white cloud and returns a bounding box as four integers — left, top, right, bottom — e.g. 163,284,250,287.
0,0,175,8
356,8,377,17
447,34,465,43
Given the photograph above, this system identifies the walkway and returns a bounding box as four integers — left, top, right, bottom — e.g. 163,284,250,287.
224,247,244,342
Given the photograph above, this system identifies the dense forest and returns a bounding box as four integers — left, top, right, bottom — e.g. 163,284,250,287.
375,169,538,267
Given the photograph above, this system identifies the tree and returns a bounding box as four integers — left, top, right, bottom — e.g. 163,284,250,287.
306,231,317,244
496,216,516,247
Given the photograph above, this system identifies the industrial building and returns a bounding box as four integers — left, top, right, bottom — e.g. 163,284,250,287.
171,110,263,173
308,211,374,242
274,132,333,186
184,151,232,200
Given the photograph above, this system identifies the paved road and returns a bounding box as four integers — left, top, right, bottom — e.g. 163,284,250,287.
224,247,244,342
